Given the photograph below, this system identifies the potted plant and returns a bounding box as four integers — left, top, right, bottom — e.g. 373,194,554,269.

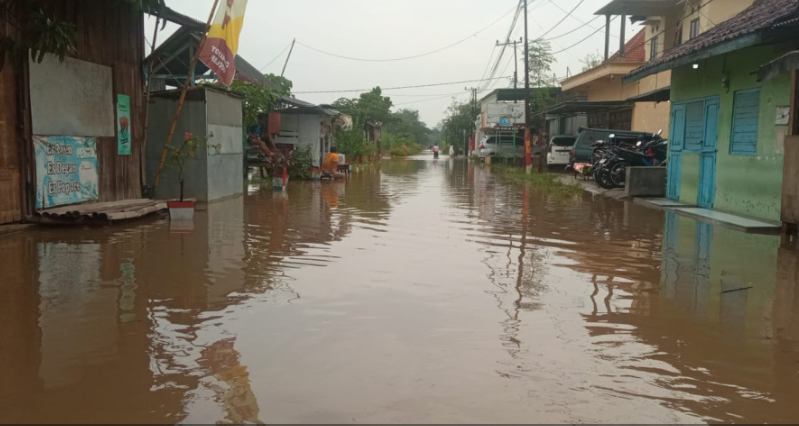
166,132,217,220
264,147,292,191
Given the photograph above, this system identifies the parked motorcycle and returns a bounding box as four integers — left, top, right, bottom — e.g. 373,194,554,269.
594,135,668,189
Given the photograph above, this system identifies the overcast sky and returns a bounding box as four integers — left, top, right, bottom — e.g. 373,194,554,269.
149,0,639,128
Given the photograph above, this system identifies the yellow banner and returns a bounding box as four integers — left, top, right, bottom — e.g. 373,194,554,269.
199,0,249,85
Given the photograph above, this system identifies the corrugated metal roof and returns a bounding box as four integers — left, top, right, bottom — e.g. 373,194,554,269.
144,22,278,90
624,0,799,82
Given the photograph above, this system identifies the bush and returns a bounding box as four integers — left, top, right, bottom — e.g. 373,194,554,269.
336,129,376,159
288,147,313,180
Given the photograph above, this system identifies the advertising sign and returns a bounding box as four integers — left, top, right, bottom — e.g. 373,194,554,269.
34,136,99,209
117,94,131,155
199,0,249,86
486,103,525,128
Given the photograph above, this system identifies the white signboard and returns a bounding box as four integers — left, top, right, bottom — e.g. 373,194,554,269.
485,103,525,127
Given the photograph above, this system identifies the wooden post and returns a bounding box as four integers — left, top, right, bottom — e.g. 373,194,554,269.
151,0,220,193
141,17,161,190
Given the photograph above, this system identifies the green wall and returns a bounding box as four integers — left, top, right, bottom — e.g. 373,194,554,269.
670,45,791,221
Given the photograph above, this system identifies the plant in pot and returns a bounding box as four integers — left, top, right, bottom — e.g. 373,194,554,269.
264,147,292,190
166,132,218,220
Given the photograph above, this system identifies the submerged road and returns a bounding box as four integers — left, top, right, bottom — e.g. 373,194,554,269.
1,157,797,423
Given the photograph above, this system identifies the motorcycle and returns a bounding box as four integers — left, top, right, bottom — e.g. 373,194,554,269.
595,136,669,189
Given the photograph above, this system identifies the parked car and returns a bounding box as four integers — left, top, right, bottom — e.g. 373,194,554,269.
570,128,662,166
478,133,545,160
546,135,577,166
478,134,524,159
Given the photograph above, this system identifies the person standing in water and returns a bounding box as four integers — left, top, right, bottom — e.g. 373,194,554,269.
449,146,455,157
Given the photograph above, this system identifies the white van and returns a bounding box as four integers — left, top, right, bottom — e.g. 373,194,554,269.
546,135,577,166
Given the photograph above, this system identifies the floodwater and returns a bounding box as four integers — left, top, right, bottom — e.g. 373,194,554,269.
1,157,798,424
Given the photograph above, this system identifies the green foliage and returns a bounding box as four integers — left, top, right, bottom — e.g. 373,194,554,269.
528,40,556,88
1,0,167,71
0,0,77,70
288,147,313,180
336,129,376,160
205,80,282,127
383,108,431,146
333,87,393,129
581,51,603,72
439,100,478,152
265,73,293,97
491,165,581,197
384,132,423,157
166,132,219,201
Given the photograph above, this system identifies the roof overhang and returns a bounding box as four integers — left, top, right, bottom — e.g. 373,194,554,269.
561,61,643,91
623,33,763,84
595,0,679,16
149,6,207,31
545,100,634,115
756,49,799,81
627,86,671,102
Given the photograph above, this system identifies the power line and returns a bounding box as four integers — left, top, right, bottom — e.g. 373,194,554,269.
394,93,468,106
546,2,619,39
292,76,512,95
259,41,294,72
533,0,587,41
551,16,616,55
479,0,531,91
543,15,603,41
294,4,519,63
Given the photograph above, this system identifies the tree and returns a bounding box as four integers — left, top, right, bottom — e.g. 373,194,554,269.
384,108,430,145
527,40,556,88
439,100,479,154
333,87,393,129
581,52,604,72
265,73,293,97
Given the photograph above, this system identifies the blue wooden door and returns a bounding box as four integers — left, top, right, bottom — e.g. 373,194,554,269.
698,98,719,208
667,104,686,200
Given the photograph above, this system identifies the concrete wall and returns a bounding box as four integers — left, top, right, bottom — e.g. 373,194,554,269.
671,44,792,221
145,98,208,201
633,101,671,136
680,0,754,41
206,90,243,201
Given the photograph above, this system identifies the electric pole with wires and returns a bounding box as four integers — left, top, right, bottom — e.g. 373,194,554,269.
523,0,532,173
496,38,523,89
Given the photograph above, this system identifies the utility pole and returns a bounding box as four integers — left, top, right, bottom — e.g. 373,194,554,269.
523,0,532,173
496,37,523,89
281,38,296,77
465,87,479,155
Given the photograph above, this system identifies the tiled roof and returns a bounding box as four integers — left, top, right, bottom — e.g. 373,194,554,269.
626,0,799,80
609,28,647,63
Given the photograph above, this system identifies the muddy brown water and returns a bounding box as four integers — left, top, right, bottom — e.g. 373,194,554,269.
1,158,798,424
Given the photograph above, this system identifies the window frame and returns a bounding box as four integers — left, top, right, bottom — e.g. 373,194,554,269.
690,18,700,39
650,36,658,60
729,88,761,156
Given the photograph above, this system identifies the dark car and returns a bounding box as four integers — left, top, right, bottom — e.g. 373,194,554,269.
570,127,663,165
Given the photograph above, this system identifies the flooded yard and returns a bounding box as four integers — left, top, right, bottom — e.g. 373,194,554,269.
1,158,798,423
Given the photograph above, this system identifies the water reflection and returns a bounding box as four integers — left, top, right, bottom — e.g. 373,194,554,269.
1,159,799,423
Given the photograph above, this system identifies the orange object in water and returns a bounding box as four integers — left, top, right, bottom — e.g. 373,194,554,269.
268,112,281,134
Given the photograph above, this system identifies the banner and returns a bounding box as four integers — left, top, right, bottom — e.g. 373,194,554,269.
199,0,249,86
117,94,131,155
34,136,99,209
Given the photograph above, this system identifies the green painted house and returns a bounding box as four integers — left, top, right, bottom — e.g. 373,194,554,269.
624,0,799,222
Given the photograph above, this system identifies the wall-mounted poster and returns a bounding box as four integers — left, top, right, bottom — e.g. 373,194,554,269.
117,94,131,155
34,136,99,209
